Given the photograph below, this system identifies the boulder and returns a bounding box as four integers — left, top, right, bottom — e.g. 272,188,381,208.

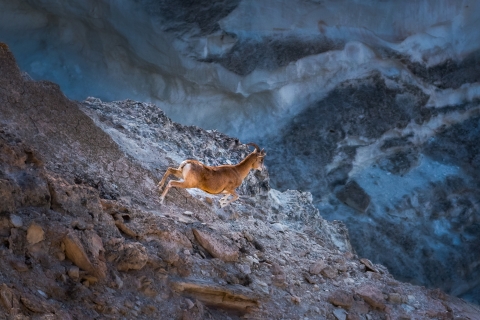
336,180,371,213
355,285,386,310
115,242,148,272
193,229,238,262
328,289,354,309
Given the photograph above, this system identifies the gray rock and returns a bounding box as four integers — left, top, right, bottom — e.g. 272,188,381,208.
9,214,23,228
335,180,370,213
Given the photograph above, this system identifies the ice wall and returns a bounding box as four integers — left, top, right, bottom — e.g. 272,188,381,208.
1,0,480,304
1,0,479,139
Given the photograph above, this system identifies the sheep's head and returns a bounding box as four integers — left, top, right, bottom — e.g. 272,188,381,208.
247,143,266,171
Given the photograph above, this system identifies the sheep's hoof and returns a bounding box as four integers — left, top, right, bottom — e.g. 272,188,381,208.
219,201,228,208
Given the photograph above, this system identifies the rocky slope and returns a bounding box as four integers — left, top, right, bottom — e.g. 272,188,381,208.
2,43,480,319
2,2,480,301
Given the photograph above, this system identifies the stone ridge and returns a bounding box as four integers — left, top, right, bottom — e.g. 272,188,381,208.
1,42,479,319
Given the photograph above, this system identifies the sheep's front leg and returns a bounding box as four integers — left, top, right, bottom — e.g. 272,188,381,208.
219,191,239,208
219,194,231,207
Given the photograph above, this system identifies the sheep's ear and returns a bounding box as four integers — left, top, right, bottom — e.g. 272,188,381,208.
261,149,266,155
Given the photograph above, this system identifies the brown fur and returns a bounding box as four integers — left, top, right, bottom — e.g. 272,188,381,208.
158,144,266,207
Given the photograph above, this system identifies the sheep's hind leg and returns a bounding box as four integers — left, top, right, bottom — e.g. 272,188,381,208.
158,167,183,192
160,180,189,204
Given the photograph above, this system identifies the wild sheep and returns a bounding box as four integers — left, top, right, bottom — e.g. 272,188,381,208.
158,143,266,207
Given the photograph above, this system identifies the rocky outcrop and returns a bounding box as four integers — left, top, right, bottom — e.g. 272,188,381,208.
1,43,480,319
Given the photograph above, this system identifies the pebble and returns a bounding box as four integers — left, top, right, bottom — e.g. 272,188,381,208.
10,214,23,228
271,223,287,232
68,266,80,280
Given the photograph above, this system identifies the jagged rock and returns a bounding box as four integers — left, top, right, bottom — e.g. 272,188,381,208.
26,223,45,245
62,230,107,279
63,231,94,274
115,242,148,271
359,258,378,273
193,229,238,262
335,180,371,213
355,285,386,310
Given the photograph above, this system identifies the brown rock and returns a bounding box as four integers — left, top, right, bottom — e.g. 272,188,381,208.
328,290,354,309
309,259,327,275
355,285,386,310
26,223,45,245
171,279,260,312
193,229,238,262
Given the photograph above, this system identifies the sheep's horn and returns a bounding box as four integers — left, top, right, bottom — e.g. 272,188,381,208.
246,143,261,152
